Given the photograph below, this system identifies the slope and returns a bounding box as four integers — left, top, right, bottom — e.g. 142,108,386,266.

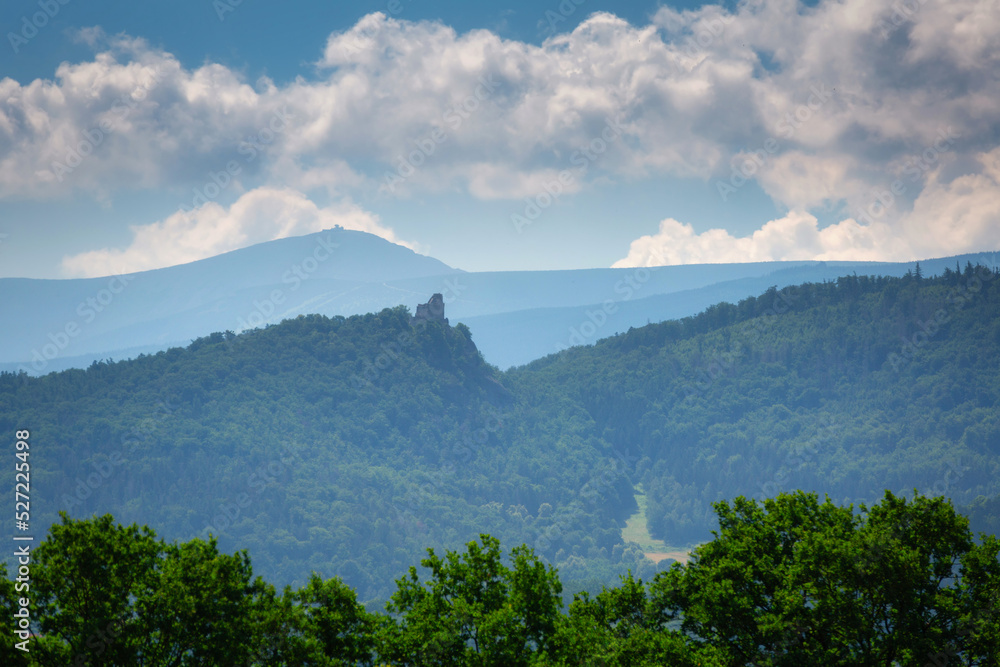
0,308,634,602
4,264,1000,606
507,263,1000,545
8,227,993,374
0,229,461,368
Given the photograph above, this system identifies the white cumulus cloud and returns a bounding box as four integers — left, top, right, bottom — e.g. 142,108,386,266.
612,213,902,267
60,187,405,277
3,0,999,266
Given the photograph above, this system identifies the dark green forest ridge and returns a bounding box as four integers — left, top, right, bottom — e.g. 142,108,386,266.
1,309,636,601
506,262,1000,545
2,263,999,603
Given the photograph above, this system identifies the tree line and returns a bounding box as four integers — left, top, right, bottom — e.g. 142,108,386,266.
3,490,998,666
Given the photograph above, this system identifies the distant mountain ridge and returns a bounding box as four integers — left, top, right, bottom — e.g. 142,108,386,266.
2,229,996,372
0,229,459,372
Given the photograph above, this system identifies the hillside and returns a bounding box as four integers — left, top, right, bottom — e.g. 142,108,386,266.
3,264,999,604
5,228,995,373
509,263,1000,544
0,229,461,371
0,308,634,602
459,258,979,368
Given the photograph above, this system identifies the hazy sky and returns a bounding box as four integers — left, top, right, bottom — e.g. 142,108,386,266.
1,0,998,278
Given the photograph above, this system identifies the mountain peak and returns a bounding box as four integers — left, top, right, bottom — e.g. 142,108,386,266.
148,228,460,285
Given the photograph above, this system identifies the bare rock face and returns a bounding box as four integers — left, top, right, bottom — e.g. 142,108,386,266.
412,293,448,324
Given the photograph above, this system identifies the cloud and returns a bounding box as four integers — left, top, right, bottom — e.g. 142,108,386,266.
7,3,1000,207
0,34,291,200
464,164,584,200
900,146,1000,258
4,2,1000,264
611,213,901,267
5,4,1000,192
60,187,405,277
0,11,753,200
751,152,863,212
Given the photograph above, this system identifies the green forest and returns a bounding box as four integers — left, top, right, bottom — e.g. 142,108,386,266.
1,262,999,611
0,307,639,601
506,262,1000,546
3,491,998,665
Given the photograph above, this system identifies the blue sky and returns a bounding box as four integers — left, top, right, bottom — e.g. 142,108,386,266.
1,0,998,278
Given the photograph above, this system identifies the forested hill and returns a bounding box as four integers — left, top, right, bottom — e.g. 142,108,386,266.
0,308,633,602
509,262,1000,543
2,264,999,605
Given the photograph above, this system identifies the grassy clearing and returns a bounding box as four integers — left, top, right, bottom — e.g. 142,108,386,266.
622,485,694,564
622,486,668,552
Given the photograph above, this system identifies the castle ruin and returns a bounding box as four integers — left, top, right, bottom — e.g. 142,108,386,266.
413,293,448,325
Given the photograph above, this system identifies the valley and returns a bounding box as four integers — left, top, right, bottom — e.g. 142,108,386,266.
3,261,998,605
